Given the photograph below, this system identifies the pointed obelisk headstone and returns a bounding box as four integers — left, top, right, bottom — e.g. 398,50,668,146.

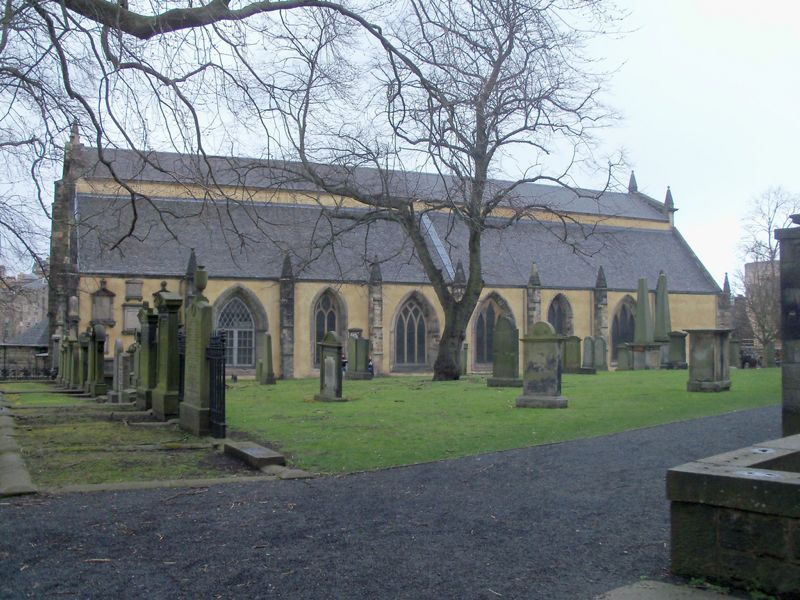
631,277,660,369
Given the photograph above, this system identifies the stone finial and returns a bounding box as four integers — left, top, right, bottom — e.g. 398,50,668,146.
595,265,607,289
369,255,382,284
664,186,675,210
69,121,80,147
185,248,197,278
528,260,541,287
453,260,466,286
281,254,293,279
654,270,671,342
628,171,638,193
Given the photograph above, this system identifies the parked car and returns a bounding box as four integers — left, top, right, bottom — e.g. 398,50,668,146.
740,347,759,368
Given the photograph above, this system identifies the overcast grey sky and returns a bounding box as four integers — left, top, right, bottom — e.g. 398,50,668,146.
596,0,800,288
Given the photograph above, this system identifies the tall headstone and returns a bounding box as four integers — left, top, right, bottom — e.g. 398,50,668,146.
180,267,214,435
777,219,800,434
125,342,139,400
487,316,522,387
346,329,373,380
562,335,582,374
582,337,595,369
516,321,567,408
631,277,661,369
368,258,384,376
108,339,125,403
593,337,608,371
257,332,276,385
616,344,632,371
654,271,672,366
136,302,159,410
686,329,732,392
87,324,107,397
594,266,609,344
525,261,542,333
280,254,295,379
315,332,346,402
76,332,90,390
151,285,183,420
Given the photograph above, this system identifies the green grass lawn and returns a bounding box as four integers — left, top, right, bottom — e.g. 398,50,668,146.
0,382,57,393
227,368,781,474
1,391,94,408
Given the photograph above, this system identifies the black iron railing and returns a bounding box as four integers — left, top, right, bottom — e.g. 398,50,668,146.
207,330,226,438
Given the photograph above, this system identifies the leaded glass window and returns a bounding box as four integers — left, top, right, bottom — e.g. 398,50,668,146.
217,297,255,367
396,299,426,365
314,292,338,368
612,300,636,360
475,303,498,364
547,295,571,336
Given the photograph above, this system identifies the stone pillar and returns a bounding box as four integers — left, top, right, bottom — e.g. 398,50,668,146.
654,271,672,366
525,261,542,334
777,222,800,435
686,329,731,392
180,266,213,435
88,324,107,397
279,255,295,379
315,332,346,402
368,260,383,376
515,321,567,408
593,266,609,352
136,303,159,411
151,290,183,420
76,332,90,390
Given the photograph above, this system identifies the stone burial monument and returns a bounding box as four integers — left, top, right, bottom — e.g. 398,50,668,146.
345,329,373,380
685,328,731,392
255,332,276,385
315,331,346,402
180,266,214,435
487,316,522,387
630,277,661,370
515,321,567,409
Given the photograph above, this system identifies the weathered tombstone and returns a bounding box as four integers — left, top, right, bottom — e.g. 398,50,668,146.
686,329,731,392
777,219,800,435
75,333,88,390
562,335,581,374
108,339,125,403
256,332,276,385
582,337,594,368
346,329,373,380
487,316,522,387
616,344,632,371
315,331,346,402
180,266,213,435
136,303,159,410
654,271,672,366
460,343,469,376
151,286,183,420
515,321,567,408
631,277,661,369
764,341,777,367
87,324,107,397
728,338,741,368
124,342,139,401
666,330,688,369
593,336,608,371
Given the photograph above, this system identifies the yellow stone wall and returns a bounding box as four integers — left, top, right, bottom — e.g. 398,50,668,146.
79,274,720,378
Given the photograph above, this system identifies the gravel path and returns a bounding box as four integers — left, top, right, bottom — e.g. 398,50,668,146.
0,406,781,600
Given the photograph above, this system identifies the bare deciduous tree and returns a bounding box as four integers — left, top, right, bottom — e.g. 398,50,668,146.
737,186,800,348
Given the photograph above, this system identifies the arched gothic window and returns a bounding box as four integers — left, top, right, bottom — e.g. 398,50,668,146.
395,299,427,365
612,297,636,360
547,294,573,336
217,297,255,367
314,292,339,368
476,302,498,365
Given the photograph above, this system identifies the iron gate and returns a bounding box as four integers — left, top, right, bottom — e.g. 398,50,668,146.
207,330,226,438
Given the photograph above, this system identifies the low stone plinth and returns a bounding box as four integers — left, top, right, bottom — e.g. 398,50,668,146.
487,377,523,388
686,378,731,392
345,371,373,380
224,441,286,469
515,395,567,409
667,434,800,597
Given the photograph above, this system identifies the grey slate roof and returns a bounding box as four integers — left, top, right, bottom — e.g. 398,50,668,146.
4,319,49,347
75,146,669,222
75,193,719,294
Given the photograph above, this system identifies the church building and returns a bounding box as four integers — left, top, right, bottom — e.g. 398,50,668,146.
47,136,724,378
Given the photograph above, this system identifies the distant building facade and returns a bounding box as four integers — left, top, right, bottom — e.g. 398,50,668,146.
48,138,723,378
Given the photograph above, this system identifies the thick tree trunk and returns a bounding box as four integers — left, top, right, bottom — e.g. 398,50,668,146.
432,299,474,381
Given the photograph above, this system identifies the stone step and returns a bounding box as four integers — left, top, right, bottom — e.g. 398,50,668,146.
224,441,286,469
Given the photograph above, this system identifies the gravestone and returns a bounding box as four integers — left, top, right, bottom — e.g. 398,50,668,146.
87,324,107,397
315,332,346,402
764,341,777,367
686,329,731,392
151,286,183,420
631,277,661,369
487,316,522,387
579,337,596,374
562,335,581,374
654,271,672,366
125,342,139,401
728,339,741,368
346,329,373,380
108,339,126,403
665,330,688,369
593,337,608,371
180,266,213,435
515,321,567,408
136,303,159,411
777,220,800,434
256,332,276,385
616,344,632,371
76,332,90,390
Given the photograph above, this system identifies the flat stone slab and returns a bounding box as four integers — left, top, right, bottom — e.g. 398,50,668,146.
515,395,568,409
595,581,733,599
225,441,286,469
